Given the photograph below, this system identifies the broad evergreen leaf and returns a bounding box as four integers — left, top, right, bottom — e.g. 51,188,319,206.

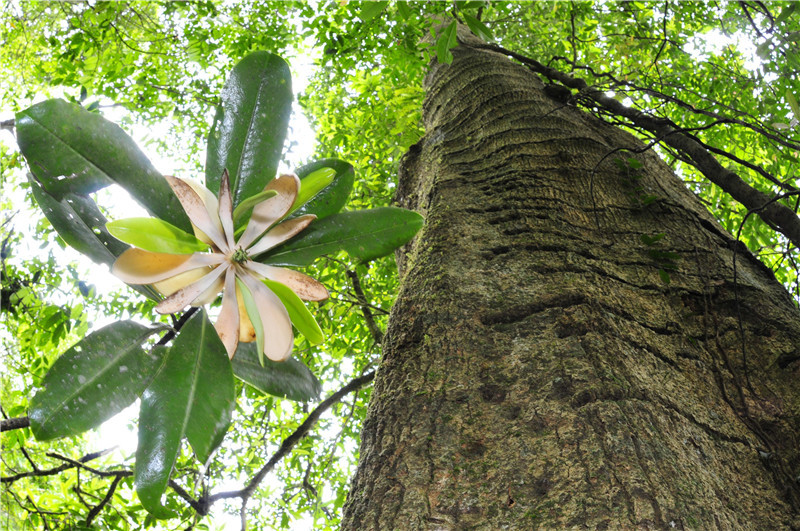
28,175,124,266
232,342,321,401
292,159,355,221
136,310,234,518
28,321,165,441
205,52,293,214
259,207,424,267
15,99,191,232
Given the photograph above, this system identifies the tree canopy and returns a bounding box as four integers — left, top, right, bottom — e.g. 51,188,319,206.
1,1,798,529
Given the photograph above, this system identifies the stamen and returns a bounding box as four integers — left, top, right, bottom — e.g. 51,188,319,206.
231,248,250,264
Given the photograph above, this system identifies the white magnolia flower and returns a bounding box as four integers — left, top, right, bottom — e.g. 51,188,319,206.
110,171,328,362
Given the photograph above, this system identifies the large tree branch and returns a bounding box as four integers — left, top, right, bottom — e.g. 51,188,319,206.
476,42,800,250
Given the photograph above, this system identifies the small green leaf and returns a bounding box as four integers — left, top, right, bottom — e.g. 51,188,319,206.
260,207,424,267
396,1,413,21
107,218,209,254
29,321,165,441
231,189,278,225
263,279,324,345
462,13,493,42
291,167,336,213
136,311,234,518
236,277,265,366
786,89,800,119
359,0,389,21
658,269,671,284
640,233,665,246
292,159,355,221
627,157,643,169
232,342,321,401
776,3,798,24
206,52,293,215
436,21,458,64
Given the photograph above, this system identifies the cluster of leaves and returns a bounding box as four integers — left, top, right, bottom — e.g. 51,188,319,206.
7,46,421,527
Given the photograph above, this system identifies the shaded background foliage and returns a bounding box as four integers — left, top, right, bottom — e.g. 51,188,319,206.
1,1,798,529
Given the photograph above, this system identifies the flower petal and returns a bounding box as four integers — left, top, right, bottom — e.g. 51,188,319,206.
237,174,300,251
214,268,240,359
218,170,236,250
245,262,328,301
112,248,224,284
155,267,212,297
165,176,229,252
246,214,316,258
240,272,294,362
155,263,228,314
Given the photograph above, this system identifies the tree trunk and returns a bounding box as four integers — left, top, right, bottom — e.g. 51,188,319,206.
342,33,800,530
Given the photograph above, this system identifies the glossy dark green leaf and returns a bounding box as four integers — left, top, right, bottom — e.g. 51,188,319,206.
29,321,165,441
28,175,160,300
28,175,124,266
15,99,191,232
136,311,234,518
292,159,355,221
260,207,424,267
264,279,324,345
232,342,321,401
205,52,292,213
106,218,208,254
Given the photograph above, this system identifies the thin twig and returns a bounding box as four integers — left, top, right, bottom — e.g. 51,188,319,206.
346,270,384,345
85,475,123,526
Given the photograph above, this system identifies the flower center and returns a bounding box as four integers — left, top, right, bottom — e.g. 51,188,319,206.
231,247,250,264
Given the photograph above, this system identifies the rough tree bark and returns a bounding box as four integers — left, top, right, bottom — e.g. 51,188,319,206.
342,33,800,530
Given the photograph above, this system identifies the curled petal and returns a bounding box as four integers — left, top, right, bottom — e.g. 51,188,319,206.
245,262,328,301
237,174,300,250
192,275,226,306
246,214,316,258
112,248,224,284
240,273,294,362
166,176,229,252
156,263,228,314
215,268,240,359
